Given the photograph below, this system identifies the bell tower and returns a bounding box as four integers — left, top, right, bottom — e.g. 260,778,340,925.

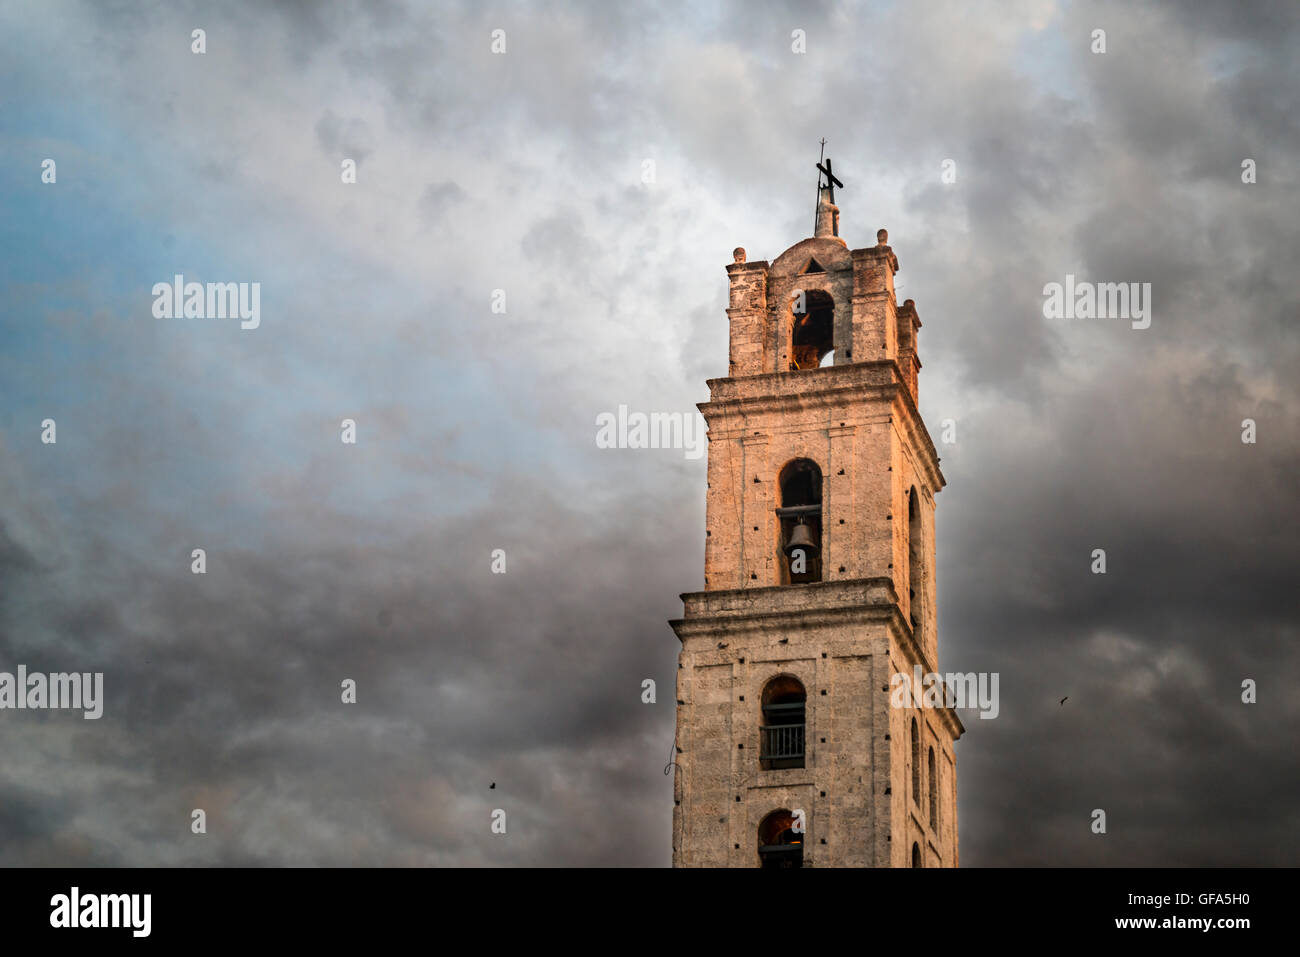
669,157,962,867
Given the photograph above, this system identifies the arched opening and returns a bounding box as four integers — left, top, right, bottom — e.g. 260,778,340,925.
911,717,920,807
912,842,922,868
928,746,938,831
760,675,806,770
758,809,804,869
790,289,834,371
777,459,822,584
908,488,923,637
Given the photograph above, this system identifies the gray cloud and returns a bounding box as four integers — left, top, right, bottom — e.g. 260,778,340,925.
315,109,374,166
418,180,466,225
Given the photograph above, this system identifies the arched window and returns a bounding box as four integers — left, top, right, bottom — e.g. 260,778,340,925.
928,746,938,830
790,289,834,371
760,675,806,770
758,809,804,869
912,842,922,868
911,717,920,807
908,488,923,636
777,459,822,584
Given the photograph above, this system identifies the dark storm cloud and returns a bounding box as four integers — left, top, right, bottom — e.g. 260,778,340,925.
940,360,1300,864
0,0,1296,867
314,109,374,166
417,181,466,225
0,464,687,865
0,518,39,583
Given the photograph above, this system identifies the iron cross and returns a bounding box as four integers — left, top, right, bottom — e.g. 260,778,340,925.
816,157,844,204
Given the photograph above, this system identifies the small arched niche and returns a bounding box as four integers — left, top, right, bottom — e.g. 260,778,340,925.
760,675,806,770
908,487,923,637
757,809,804,869
911,717,921,807
790,289,834,371
928,746,938,831
777,459,822,584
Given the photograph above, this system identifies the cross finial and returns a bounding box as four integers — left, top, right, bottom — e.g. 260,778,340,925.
816,156,844,205
811,140,845,239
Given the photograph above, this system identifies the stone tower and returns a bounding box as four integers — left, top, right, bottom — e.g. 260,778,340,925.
669,166,962,867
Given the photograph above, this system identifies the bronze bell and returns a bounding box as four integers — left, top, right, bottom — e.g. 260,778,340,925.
783,522,818,558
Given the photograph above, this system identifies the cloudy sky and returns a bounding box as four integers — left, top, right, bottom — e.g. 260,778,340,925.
0,0,1296,866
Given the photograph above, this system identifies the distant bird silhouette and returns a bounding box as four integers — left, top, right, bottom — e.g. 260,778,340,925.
1059,696,1068,706
717,642,728,649
778,638,788,644
489,782,496,789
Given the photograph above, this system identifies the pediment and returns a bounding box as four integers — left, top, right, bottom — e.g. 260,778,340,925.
769,237,851,278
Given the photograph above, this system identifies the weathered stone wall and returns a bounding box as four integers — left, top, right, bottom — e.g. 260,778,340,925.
672,590,895,866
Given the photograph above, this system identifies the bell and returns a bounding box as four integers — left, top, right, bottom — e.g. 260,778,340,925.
783,522,818,558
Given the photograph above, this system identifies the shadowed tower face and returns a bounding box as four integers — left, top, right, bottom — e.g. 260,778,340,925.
669,161,962,867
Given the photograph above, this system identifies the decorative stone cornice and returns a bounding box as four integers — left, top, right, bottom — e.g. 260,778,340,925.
701,361,946,493
669,577,963,739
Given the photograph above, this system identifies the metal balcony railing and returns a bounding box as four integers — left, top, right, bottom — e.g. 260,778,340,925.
760,723,805,761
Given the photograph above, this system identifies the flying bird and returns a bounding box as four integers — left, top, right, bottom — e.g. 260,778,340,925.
489,782,496,789
1059,696,1068,706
